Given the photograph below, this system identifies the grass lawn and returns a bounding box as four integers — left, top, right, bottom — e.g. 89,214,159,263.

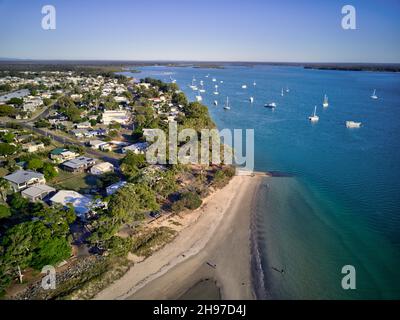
49,169,99,193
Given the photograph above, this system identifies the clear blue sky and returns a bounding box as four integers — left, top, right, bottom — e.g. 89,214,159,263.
0,0,399,62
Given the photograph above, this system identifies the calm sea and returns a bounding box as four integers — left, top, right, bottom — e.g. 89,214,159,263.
121,65,400,299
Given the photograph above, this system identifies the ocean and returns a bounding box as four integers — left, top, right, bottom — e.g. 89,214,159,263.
121,65,400,299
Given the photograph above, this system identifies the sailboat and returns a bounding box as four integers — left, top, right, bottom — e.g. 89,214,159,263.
346,121,362,128
253,81,256,86
169,76,176,83
212,77,217,82
322,94,329,107
242,84,247,89
281,88,284,96
224,96,231,110
286,86,290,93
309,106,319,122
371,89,378,99
213,84,219,95
220,80,224,83
199,80,206,93
249,97,254,103
214,100,218,106
195,90,202,102
189,77,198,90
264,102,276,108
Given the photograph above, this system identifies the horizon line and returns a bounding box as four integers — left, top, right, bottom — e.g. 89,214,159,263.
1,58,400,65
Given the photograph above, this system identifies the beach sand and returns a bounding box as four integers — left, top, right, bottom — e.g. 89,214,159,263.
94,174,265,300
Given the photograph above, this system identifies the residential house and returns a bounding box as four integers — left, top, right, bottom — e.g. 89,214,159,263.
4,170,46,192
21,184,56,202
50,190,92,218
22,141,45,153
90,162,114,175
122,142,149,154
88,139,107,150
61,156,96,172
101,110,130,125
106,181,127,196
50,148,78,163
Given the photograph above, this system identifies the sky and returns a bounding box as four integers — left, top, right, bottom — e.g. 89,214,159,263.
0,0,399,63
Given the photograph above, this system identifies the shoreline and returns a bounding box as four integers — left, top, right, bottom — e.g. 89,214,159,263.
94,174,266,300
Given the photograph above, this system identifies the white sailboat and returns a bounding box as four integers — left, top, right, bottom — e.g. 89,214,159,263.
309,106,319,122
371,89,378,99
322,94,329,107
214,100,218,106
281,88,284,96
264,102,277,108
346,121,362,128
213,84,219,95
242,84,247,89
286,86,290,93
212,77,217,82
220,80,224,83
249,97,254,103
253,81,256,86
224,96,231,110
199,80,206,93
189,77,198,90
195,91,202,102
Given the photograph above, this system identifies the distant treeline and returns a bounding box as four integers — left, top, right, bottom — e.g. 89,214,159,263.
1,60,399,73
303,63,400,73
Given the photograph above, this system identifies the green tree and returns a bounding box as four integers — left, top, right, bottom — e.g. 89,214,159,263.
7,97,23,106
1,132,15,143
109,183,159,223
0,204,11,220
120,152,147,180
41,163,58,181
0,178,11,203
0,143,17,156
26,158,44,171
31,237,71,269
0,105,17,117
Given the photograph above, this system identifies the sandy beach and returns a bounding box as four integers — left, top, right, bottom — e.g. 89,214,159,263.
94,174,265,300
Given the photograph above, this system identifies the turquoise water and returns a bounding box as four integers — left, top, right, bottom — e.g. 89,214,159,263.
122,65,400,299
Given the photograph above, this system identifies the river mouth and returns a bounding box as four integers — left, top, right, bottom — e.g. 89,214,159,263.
178,279,221,300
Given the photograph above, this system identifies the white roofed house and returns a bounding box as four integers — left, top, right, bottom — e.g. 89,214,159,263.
101,110,130,125
50,190,92,219
21,184,56,202
106,181,127,196
88,139,107,150
122,142,149,154
22,96,43,113
22,141,45,153
4,170,46,192
61,156,96,173
90,162,114,175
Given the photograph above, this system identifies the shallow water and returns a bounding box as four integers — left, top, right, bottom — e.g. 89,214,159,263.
122,65,400,299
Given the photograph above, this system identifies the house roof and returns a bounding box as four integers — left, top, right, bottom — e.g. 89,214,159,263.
4,170,44,184
51,148,67,155
50,190,92,216
106,181,127,195
21,184,55,198
62,157,96,169
91,162,114,172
